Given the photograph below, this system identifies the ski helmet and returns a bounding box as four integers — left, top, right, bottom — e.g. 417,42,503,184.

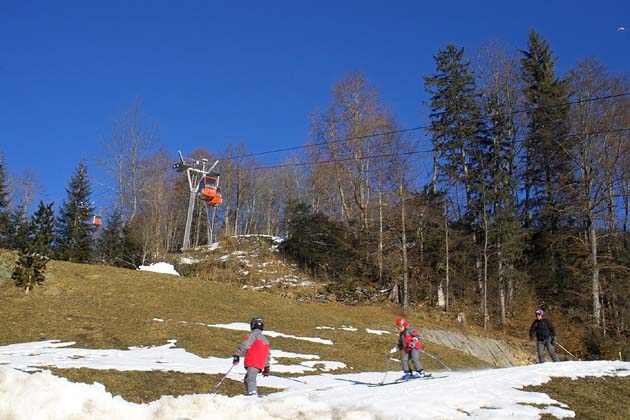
535,309,544,316
396,317,408,328
250,317,264,331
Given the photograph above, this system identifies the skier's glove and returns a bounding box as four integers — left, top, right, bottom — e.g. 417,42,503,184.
263,367,270,377
407,338,418,349
232,355,240,365
551,336,557,346
389,346,398,354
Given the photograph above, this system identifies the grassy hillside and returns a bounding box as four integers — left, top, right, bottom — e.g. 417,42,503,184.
1,246,628,419
0,249,487,401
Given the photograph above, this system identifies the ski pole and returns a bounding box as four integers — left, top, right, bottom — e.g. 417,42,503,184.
556,342,577,360
211,364,235,394
380,355,392,384
421,350,451,371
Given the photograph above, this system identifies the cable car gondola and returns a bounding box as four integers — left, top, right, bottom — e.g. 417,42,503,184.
197,175,222,206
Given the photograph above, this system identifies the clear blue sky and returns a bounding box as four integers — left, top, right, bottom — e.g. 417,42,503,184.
1,0,628,209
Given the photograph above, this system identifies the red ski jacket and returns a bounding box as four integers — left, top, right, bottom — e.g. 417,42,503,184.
235,329,271,370
397,326,423,353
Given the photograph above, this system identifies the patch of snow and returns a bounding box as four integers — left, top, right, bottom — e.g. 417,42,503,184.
0,340,323,376
300,360,347,372
207,323,333,345
270,350,319,360
138,263,180,276
179,257,199,265
365,329,390,336
1,360,629,419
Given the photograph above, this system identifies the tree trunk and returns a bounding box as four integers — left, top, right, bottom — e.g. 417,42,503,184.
443,199,450,310
378,188,384,283
400,182,409,308
589,214,601,325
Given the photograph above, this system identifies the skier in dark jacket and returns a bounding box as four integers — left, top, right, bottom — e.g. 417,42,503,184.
233,317,271,396
529,309,560,363
389,317,428,379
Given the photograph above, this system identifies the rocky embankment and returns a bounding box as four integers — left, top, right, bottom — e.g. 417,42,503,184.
424,329,529,367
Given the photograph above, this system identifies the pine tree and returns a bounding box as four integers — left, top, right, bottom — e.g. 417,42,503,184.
8,204,30,252
120,221,142,268
520,30,573,295
12,251,49,293
29,201,56,257
96,208,140,267
282,201,355,281
55,162,96,262
424,43,486,216
424,44,487,310
97,209,124,265
0,153,11,248
520,29,572,229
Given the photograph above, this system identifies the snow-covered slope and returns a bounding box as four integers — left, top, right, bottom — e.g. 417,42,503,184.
1,361,628,419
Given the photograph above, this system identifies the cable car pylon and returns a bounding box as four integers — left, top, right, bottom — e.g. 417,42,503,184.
173,150,220,250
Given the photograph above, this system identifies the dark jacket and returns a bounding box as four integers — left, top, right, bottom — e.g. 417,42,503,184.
529,318,556,341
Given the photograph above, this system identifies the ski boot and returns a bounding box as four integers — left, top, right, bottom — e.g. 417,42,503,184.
400,371,414,380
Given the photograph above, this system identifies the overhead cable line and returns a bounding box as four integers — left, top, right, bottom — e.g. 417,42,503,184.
220,127,630,173
214,92,630,162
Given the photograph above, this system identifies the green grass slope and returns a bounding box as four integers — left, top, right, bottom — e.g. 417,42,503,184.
1,249,628,420
0,254,486,401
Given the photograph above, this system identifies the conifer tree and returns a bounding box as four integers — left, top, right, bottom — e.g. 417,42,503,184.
0,153,11,248
55,162,96,262
97,209,124,265
282,201,354,281
12,251,48,293
29,201,56,257
520,30,572,229
424,43,486,216
97,208,141,268
8,204,30,252
520,30,573,295
424,44,487,309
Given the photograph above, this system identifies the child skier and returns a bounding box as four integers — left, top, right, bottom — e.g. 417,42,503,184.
232,316,271,396
389,317,429,379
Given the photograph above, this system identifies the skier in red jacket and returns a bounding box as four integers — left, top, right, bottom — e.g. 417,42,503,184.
389,317,428,379
232,317,271,396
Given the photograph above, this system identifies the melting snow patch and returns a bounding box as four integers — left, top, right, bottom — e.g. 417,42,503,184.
271,350,319,360
207,323,333,345
365,329,390,335
1,359,630,419
138,263,180,276
301,361,347,372
339,326,358,332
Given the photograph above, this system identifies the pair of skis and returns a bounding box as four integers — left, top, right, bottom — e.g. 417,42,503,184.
372,373,436,387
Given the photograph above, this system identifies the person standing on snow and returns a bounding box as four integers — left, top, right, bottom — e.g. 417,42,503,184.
529,309,560,363
389,317,428,379
232,317,271,396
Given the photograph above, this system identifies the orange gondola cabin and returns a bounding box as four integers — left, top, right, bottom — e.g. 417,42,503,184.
197,175,223,207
